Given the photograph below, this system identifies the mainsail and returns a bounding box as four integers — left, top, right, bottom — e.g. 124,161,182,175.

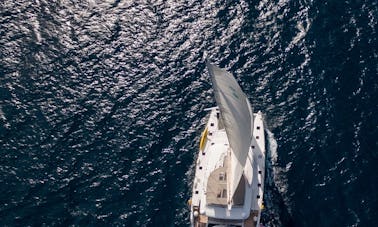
207,62,254,204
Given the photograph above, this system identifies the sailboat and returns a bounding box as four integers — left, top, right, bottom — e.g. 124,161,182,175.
190,62,266,227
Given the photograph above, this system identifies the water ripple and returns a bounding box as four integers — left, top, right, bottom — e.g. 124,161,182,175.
1,0,377,226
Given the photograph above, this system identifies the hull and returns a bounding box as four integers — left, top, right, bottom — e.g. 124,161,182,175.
190,108,266,227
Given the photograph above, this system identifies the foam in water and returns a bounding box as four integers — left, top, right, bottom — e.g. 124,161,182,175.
263,127,295,226
266,128,278,164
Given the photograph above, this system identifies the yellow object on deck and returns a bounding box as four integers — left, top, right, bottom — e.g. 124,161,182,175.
199,127,208,151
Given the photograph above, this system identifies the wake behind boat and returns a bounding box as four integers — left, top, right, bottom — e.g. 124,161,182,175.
189,63,266,227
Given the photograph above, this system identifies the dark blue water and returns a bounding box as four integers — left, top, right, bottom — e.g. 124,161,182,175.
1,0,377,226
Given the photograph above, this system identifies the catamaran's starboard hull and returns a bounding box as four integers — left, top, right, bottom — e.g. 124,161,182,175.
190,108,266,227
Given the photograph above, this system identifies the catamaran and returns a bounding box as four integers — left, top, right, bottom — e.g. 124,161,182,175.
189,62,266,227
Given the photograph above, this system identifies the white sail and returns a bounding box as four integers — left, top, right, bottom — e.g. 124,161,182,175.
207,62,254,204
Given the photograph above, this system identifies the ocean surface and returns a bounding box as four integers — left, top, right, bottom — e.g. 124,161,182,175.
1,0,377,226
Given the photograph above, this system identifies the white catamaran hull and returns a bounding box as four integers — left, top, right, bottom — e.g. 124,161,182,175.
190,108,266,227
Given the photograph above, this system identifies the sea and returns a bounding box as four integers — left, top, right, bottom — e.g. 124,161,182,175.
0,0,377,226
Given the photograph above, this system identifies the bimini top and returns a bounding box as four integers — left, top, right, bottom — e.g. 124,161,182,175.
206,62,254,205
